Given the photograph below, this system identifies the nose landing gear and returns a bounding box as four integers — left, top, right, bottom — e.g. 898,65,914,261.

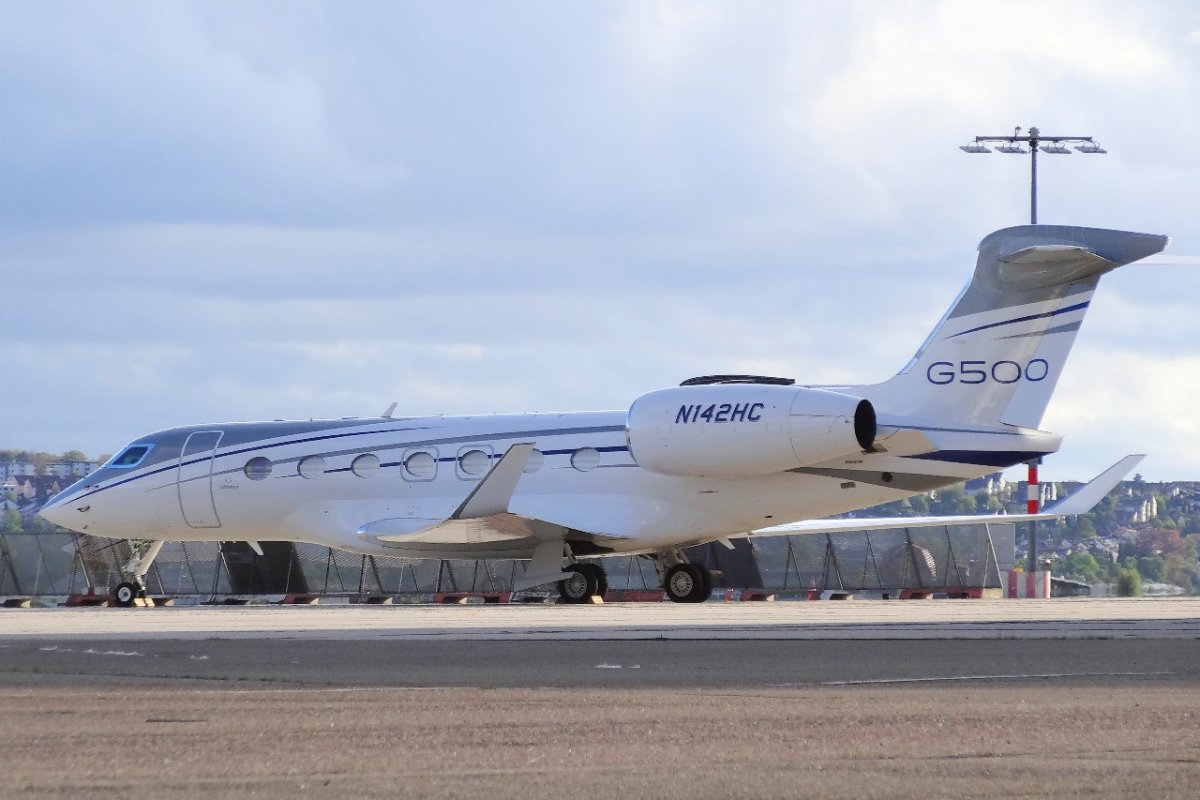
113,580,143,608
111,540,164,608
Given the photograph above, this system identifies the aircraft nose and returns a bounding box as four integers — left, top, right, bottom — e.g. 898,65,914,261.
38,494,90,533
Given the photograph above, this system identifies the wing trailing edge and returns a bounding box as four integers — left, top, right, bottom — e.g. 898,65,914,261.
749,454,1143,538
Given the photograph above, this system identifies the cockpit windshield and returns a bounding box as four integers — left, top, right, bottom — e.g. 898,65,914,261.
109,445,153,469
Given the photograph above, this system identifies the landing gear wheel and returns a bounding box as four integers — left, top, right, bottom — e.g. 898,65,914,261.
664,564,711,603
113,581,141,608
578,562,608,599
558,565,598,604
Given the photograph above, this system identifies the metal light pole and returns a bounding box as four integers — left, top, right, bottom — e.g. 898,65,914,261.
960,126,1107,225
962,126,1106,591
1030,128,1038,224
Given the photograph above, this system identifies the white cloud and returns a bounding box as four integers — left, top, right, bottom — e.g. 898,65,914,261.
611,0,726,84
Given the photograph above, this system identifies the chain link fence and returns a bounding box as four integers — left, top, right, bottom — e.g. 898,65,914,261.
1,523,1012,600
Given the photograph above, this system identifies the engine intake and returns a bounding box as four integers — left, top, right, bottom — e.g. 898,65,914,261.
626,384,876,477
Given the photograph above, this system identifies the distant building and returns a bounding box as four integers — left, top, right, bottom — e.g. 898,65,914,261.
965,472,1007,498
45,460,95,479
0,459,97,481
1,461,36,479
0,489,17,513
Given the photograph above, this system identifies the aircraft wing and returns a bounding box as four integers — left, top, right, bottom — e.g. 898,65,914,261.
357,442,547,547
749,454,1143,538
355,443,631,560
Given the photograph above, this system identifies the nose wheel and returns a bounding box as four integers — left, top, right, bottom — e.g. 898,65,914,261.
111,540,164,608
664,563,713,603
113,581,144,608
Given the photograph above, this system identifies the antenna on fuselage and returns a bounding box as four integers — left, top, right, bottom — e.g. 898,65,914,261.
381,402,398,419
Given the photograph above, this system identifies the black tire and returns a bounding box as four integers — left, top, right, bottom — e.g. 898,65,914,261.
558,565,598,604
664,563,709,603
578,562,608,599
594,566,608,599
113,581,140,608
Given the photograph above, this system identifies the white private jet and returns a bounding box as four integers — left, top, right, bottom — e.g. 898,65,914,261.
41,224,1162,606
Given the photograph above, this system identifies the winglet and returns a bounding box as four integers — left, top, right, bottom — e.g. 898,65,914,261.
1043,454,1144,516
451,443,536,520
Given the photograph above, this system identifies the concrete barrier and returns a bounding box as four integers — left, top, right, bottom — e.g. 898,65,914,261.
1006,571,1051,599
434,592,511,604
605,590,664,603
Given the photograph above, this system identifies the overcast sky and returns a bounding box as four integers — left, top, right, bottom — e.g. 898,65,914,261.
5,1,1200,481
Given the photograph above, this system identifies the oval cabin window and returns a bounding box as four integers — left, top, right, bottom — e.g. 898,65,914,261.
351,453,380,478
458,449,490,476
404,451,437,480
244,457,272,481
570,448,600,472
297,455,325,479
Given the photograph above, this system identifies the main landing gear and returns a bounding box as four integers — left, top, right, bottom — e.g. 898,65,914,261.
554,555,714,604
663,562,713,603
557,562,608,603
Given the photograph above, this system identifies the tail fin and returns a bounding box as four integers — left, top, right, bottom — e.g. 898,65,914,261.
868,225,1167,428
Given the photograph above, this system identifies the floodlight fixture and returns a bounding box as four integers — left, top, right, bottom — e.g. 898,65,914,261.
959,125,1106,224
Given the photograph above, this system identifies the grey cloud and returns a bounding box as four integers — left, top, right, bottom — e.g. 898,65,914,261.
6,1,1200,481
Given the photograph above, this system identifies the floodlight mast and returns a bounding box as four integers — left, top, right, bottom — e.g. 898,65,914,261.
959,126,1105,582
959,126,1106,224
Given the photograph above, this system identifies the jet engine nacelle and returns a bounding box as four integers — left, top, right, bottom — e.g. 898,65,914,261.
626,384,876,477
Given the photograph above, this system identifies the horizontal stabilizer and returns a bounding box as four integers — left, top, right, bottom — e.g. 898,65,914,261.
1000,245,1105,264
751,454,1143,538
997,245,1114,290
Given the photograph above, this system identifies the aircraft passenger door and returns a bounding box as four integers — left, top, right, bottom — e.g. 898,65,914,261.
178,431,223,529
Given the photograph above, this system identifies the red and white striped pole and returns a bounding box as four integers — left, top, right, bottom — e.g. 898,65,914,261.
1027,458,1041,576
1027,461,1039,514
